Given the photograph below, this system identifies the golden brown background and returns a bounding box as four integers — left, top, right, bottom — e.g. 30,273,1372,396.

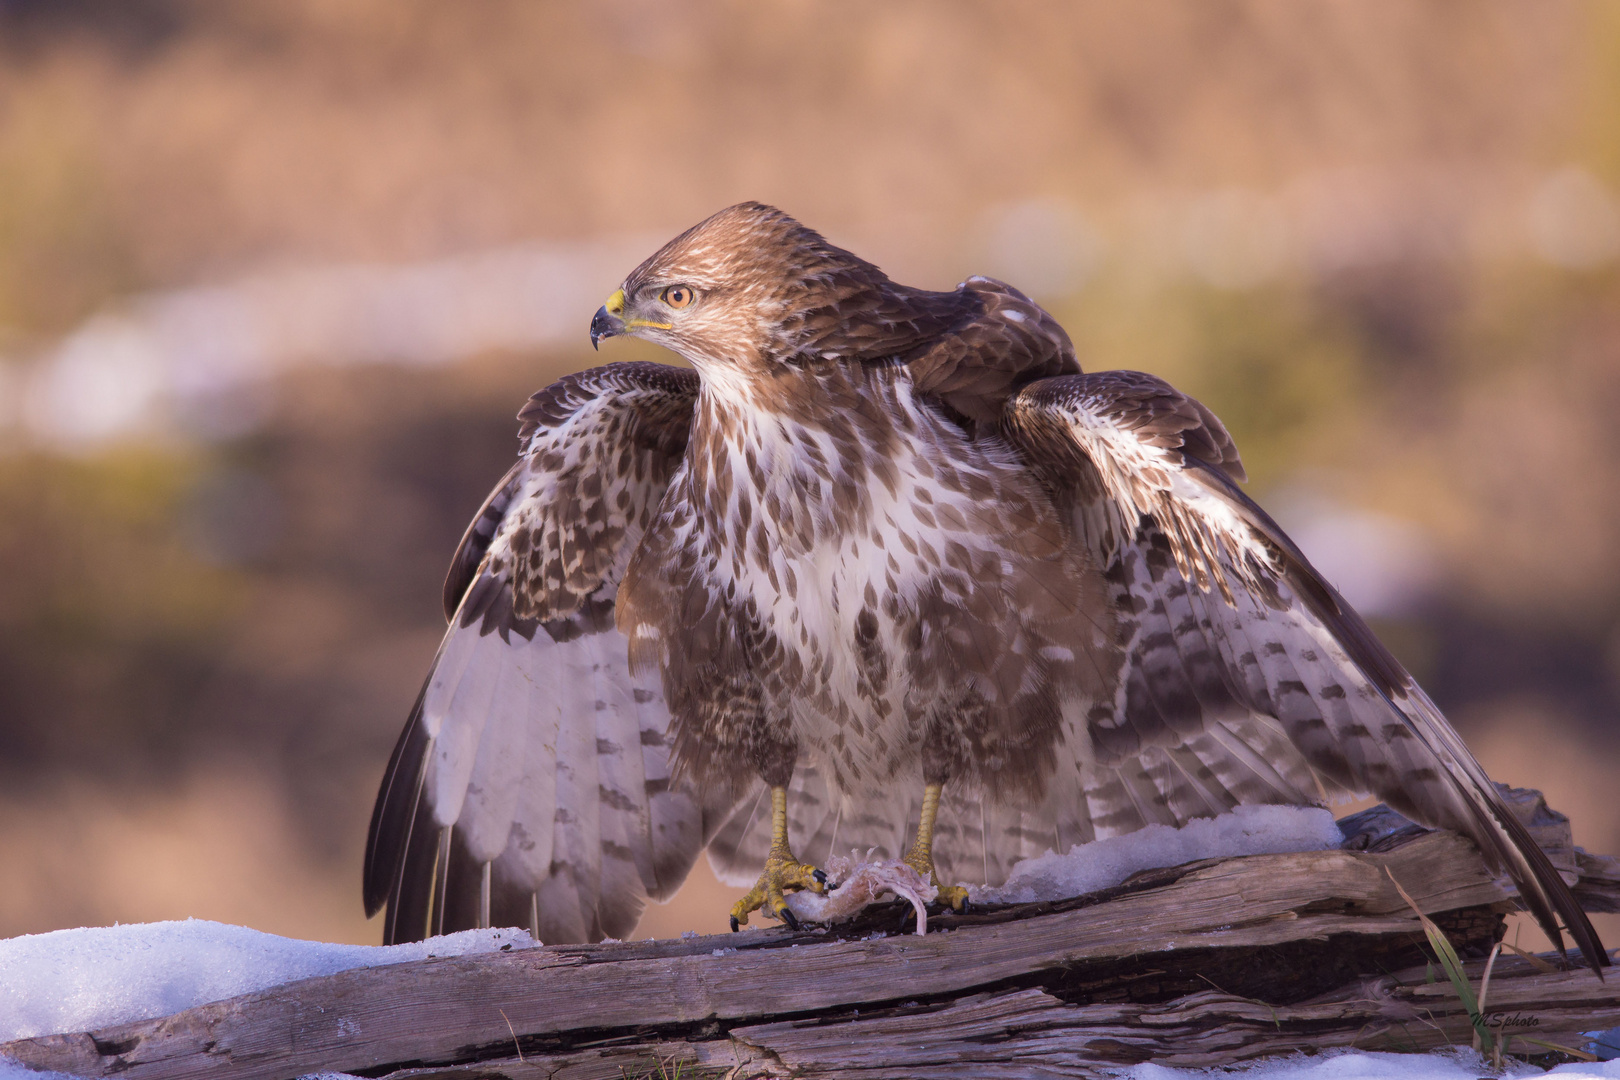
1,0,1617,949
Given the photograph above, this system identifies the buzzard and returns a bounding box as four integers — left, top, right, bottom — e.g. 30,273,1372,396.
364,203,1607,970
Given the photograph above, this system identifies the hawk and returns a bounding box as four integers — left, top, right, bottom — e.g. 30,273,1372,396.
364,202,1606,970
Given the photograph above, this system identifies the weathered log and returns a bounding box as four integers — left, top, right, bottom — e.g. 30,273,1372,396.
1577,848,1620,914
8,810,1618,1080
346,959,1620,1080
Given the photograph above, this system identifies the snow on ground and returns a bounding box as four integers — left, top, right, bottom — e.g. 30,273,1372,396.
0,1064,83,1080
972,803,1346,905
0,919,536,1043
1128,1047,1620,1079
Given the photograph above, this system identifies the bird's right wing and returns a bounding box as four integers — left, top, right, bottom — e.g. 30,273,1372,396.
364,361,743,945
1001,369,1607,972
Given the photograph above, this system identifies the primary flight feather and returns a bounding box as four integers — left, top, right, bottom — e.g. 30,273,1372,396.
364,202,1606,970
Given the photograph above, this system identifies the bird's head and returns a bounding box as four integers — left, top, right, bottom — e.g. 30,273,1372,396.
590,202,882,377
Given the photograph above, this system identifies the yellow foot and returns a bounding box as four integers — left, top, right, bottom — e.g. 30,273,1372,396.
903,851,970,913
728,853,827,932
934,881,970,912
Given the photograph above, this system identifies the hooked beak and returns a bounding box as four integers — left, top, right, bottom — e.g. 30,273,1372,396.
590,305,622,350
589,287,673,350
590,288,627,350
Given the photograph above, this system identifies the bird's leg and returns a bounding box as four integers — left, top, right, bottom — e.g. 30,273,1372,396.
903,781,970,911
729,785,827,932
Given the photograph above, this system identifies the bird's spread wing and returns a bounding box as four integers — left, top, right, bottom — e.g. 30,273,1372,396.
364,361,742,944
1001,369,1607,971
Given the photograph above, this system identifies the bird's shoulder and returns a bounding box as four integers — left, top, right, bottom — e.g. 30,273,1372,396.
516,360,699,452
443,362,700,629
1009,369,1247,484
892,277,1080,424
795,274,1077,425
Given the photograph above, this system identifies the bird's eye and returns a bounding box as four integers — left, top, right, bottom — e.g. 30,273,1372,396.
662,285,694,310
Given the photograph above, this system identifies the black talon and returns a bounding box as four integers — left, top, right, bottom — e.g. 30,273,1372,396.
729,916,740,933
779,907,801,932
813,867,828,885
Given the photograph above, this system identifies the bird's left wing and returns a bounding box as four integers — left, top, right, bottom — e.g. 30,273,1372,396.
364,361,742,944
1003,369,1608,973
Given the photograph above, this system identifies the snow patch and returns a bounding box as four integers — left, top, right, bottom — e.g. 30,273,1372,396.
1127,1046,1620,1080
973,804,1345,905
0,1062,91,1080
0,919,537,1042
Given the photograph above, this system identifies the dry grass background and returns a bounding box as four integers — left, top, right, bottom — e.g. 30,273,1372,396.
0,0,1617,948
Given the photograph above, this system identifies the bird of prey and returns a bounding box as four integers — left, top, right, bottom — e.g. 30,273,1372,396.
364,202,1606,970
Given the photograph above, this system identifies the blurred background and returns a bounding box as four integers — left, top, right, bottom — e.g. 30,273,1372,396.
1,0,1617,949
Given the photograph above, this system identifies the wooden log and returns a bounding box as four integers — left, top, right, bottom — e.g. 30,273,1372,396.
1577,849,1620,913
283,958,1620,1080
9,823,1617,1080
719,959,1620,1080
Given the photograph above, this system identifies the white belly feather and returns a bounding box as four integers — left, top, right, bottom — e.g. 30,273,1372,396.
696,374,1037,787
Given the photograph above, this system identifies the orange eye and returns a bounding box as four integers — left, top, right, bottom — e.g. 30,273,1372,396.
663,285,694,310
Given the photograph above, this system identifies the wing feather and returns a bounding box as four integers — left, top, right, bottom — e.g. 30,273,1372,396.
1006,369,1608,972
363,362,739,944
496,650,561,891
429,632,501,828
543,652,605,941
455,651,532,863
442,461,525,621
706,781,771,887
